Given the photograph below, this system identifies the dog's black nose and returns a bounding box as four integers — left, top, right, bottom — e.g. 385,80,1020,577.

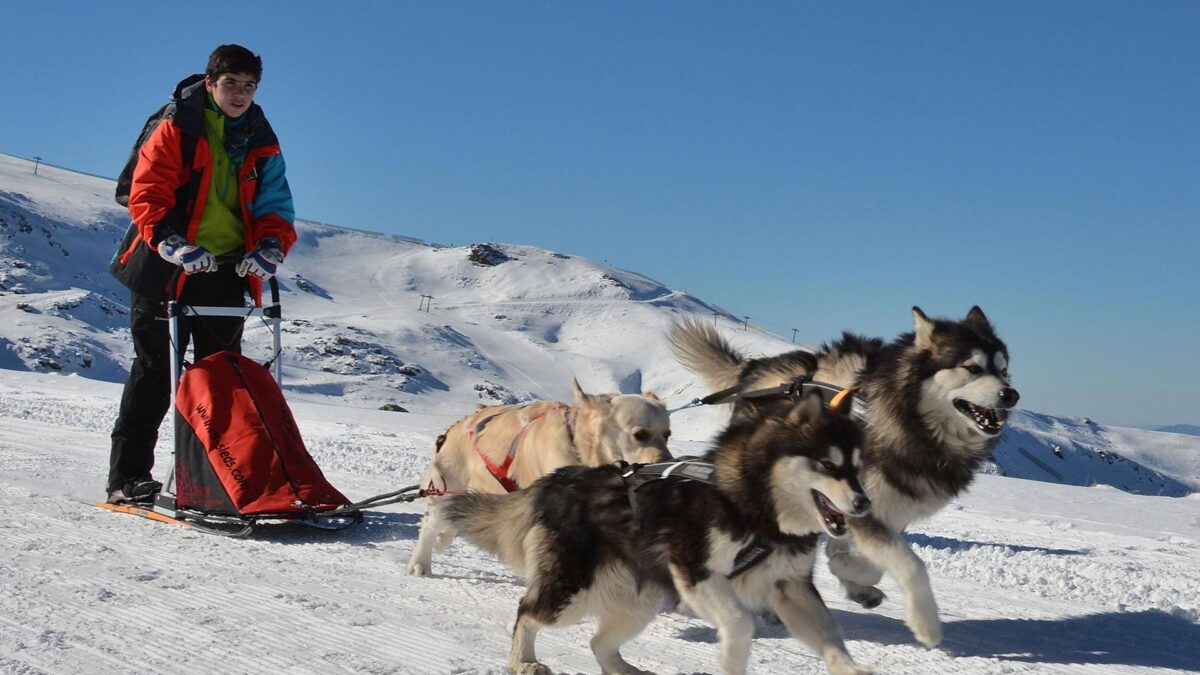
999,387,1020,408
852,495,871,515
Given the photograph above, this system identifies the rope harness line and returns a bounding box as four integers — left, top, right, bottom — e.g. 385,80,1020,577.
697,379,868,421
666,398,704,415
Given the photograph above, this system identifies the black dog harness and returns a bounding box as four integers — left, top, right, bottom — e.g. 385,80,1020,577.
620,458,774,579
626,380,866,577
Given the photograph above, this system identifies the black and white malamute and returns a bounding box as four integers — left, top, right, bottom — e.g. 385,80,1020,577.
670,306,1018,648
443,389,874,675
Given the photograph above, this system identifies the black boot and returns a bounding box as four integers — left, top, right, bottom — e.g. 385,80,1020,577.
106,477,163,504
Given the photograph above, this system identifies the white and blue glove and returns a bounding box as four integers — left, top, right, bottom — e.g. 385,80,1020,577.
236,237,284,280
157,234,215,274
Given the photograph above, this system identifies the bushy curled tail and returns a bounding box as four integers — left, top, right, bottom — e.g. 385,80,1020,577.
668,318,746,391
442,491,538,574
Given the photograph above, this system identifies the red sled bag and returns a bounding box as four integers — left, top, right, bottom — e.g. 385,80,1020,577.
173,351,349,516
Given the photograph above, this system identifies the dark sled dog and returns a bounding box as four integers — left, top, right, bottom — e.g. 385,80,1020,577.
670,306,1018,648
444,390,874,675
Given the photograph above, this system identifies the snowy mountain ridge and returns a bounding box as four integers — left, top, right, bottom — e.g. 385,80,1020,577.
1,152,1196,497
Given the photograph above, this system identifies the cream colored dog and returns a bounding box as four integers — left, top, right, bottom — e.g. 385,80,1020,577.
406,379,672,576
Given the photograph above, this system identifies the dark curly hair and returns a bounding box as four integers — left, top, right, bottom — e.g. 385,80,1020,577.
206,44,263,81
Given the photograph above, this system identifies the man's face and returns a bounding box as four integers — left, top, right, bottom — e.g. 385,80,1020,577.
205,72,258,118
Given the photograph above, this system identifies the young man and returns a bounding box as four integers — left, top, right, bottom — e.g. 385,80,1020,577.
106,44,296,504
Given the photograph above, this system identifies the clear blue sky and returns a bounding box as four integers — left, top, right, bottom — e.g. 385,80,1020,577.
4,1,1197,427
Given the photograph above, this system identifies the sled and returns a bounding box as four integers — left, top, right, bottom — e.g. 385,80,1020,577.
97,277,436,536
147,276,362,534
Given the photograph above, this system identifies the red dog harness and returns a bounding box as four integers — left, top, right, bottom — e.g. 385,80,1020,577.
469,404,569,492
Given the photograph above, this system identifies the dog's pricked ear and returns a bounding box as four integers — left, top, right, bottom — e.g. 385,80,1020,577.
641,391,663,403
913,306,934,350
965,305,992,330
788,388,826,425
572,377,596,407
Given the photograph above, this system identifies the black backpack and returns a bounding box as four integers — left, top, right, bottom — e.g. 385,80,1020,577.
111,96,201,299
114,102,198,207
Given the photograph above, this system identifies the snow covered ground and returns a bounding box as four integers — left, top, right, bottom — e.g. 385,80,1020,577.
1,369,1198,675
3,153,1199,674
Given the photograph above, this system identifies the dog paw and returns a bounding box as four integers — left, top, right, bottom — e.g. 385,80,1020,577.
759,611,783,625
406,561,429,577
512,662,553,675
907,612,943,648
839,578,885,609
828,552,883,587
825,651,873,675
848,585,886,609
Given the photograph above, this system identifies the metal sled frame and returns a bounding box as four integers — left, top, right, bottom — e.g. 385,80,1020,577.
150,277,361,531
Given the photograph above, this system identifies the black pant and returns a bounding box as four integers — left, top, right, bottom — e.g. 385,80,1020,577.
107,266,248,492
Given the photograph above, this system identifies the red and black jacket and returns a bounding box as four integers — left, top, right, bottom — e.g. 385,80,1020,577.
110,74,296,304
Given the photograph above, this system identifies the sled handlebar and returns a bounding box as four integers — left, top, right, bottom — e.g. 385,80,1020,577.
165,270,280,309
165,273,284,391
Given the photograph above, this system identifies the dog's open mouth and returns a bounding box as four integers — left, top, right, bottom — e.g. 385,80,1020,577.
953,399,1008,435
811,489,849,538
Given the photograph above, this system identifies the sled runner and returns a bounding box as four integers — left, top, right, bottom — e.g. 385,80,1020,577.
92,499,256,537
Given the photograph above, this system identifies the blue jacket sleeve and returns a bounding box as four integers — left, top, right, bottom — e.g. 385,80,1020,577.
251,153,296,250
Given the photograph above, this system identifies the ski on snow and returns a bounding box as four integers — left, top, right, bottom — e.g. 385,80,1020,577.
90,500,255,538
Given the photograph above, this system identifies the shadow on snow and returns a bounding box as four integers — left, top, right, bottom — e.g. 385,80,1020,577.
906,531,1087,557
838,608,1199,671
